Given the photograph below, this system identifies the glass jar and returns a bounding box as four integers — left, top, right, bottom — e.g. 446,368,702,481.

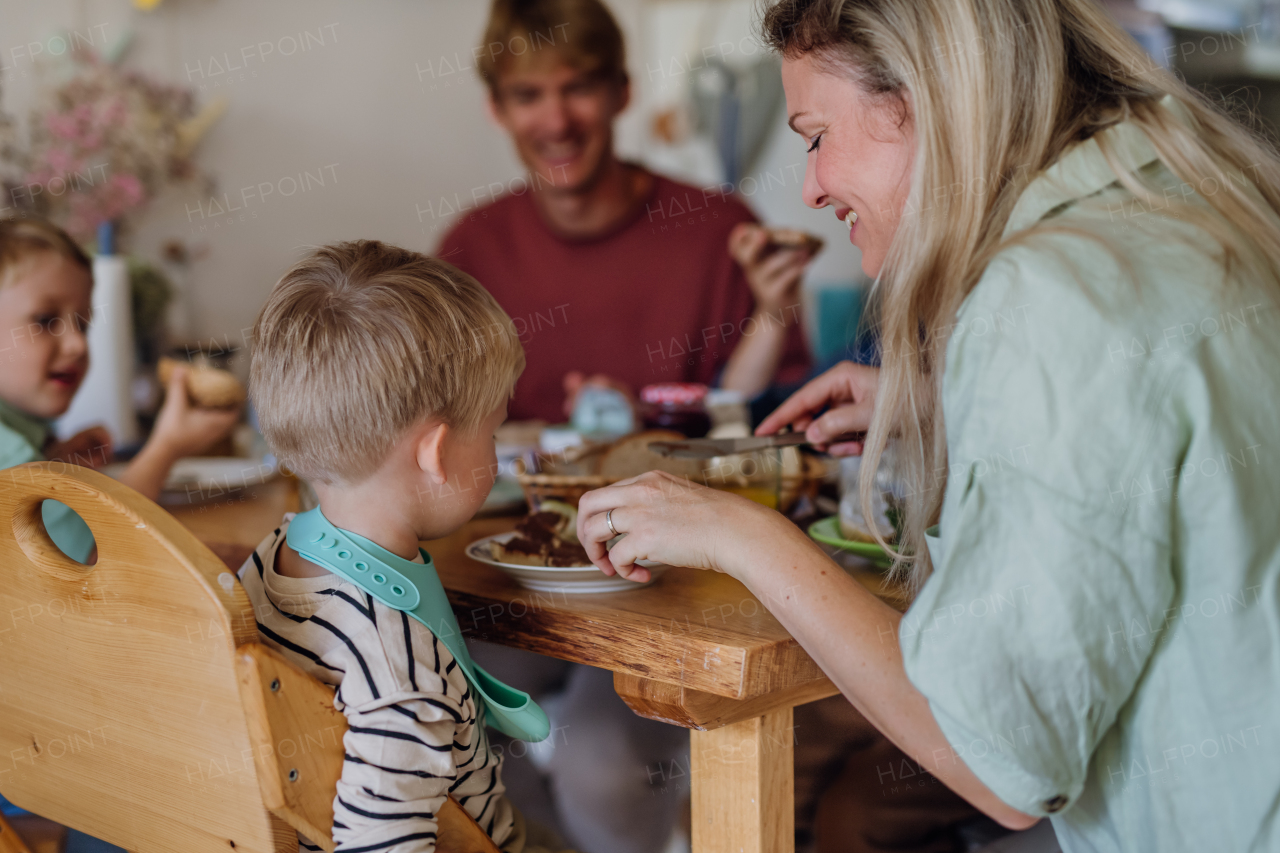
639,383,712,438
838,442,904,542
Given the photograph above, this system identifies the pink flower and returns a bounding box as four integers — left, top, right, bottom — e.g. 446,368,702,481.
45,113,78,139
109,173,145,206
43,148,78,174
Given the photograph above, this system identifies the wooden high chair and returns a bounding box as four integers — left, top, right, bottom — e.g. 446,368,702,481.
0,462,499,853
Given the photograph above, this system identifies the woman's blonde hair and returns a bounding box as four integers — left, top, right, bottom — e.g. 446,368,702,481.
250,241,525,485
762,0,1280,587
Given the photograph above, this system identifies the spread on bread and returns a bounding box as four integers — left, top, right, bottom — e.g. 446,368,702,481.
490,503,592,567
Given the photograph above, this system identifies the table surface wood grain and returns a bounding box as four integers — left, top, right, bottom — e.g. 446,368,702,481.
172,477,905,702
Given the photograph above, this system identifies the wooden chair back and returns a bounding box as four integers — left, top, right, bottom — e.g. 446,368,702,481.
0,463,498,853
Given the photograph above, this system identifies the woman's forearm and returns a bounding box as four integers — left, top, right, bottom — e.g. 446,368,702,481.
720,309,790,398
734,524,1037,830
576,472,1035,829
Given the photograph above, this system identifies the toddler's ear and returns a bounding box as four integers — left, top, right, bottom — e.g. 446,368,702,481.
415,422,449,485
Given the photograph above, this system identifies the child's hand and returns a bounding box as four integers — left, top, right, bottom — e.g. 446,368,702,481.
44,426,114,468
149,365,241,460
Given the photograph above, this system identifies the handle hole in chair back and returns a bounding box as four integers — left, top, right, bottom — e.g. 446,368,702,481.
0,462,291,853
9,465,99,570
2,463,505,853
31,498,98,566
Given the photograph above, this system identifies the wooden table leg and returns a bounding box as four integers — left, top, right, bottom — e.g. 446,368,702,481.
690,707,795,853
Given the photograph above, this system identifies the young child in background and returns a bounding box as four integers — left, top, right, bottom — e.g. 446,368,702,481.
239,240,571,853
0,217,239,561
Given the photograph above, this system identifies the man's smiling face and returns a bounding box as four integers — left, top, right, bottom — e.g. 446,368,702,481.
489,56,629,196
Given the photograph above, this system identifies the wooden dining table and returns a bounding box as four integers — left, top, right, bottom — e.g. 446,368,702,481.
173,476,906,853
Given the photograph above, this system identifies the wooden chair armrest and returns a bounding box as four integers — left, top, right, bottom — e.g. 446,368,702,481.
235,643,500,853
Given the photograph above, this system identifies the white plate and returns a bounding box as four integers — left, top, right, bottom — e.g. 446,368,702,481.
465,532,666,594
103,457,278,505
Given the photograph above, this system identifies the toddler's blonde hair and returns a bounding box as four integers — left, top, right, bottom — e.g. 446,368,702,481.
0,217,91,289
250,240,524,484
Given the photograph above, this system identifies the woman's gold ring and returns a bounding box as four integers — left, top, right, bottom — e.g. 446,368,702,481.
606,508,619,537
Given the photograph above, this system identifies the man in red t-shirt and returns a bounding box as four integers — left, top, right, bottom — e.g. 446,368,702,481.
434,3,815,853
436,3,811,424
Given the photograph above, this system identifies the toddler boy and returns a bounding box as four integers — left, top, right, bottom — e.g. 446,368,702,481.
240,240,565,853
0,217,238,562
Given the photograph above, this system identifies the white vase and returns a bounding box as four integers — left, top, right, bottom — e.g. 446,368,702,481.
57,251,140,447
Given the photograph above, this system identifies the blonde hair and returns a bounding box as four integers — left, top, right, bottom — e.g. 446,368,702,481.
477,0,626,96
250,241,525,485
0,217,91,289
763,0,1280,587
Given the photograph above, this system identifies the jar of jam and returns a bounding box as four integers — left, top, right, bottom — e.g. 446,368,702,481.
639,383,712,438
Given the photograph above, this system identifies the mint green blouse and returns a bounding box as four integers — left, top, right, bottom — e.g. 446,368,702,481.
0,400,97,563
900,99,1280,852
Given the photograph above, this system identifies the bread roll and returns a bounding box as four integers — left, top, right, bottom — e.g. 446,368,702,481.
730,224,825,267
766,228,824,254
158,357,245,409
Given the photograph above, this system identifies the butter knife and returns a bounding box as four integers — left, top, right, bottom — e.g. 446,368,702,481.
647,432,864,459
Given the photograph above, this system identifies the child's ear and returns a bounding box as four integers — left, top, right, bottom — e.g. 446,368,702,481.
415,422,449,485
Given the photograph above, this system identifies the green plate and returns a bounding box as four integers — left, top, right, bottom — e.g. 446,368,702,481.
808,516,896,568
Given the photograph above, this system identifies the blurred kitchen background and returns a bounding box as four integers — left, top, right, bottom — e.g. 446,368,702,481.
1,0,1278,413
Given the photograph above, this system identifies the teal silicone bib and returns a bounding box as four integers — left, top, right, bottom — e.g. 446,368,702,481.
285,507,550,742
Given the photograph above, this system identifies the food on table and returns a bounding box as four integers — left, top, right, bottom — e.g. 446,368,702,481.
491,501,592,567
837,518,879,543
765,227,824,254
515,424,821,513
730,223,825,268
638,383,712,438
158,357,245,409
599,429,705,479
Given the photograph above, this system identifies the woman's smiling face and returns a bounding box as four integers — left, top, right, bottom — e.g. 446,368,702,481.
782,53,915,278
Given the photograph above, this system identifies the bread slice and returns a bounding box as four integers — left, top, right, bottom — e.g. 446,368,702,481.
767,228,824,254
491,536,552,566
598,430,706,480
491,507,592,567
158,357,245,409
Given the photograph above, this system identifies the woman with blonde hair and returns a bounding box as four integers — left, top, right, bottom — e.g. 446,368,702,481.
578,0,1280,848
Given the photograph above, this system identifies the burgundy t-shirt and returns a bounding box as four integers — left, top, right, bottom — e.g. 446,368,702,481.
436,172,811,423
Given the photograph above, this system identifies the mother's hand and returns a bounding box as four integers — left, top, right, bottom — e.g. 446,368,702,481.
755,361,879,456
576,471,787,583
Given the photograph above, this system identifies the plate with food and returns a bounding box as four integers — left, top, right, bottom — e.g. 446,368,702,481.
807,516,896,569
466,501,667,593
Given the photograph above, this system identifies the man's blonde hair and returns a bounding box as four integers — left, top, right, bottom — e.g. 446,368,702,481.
477,0,626,97
250,241,524,484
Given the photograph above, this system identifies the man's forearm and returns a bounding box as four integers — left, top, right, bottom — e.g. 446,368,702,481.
720,308,791,398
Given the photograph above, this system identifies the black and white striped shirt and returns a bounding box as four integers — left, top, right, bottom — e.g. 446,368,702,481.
237,517,521,853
